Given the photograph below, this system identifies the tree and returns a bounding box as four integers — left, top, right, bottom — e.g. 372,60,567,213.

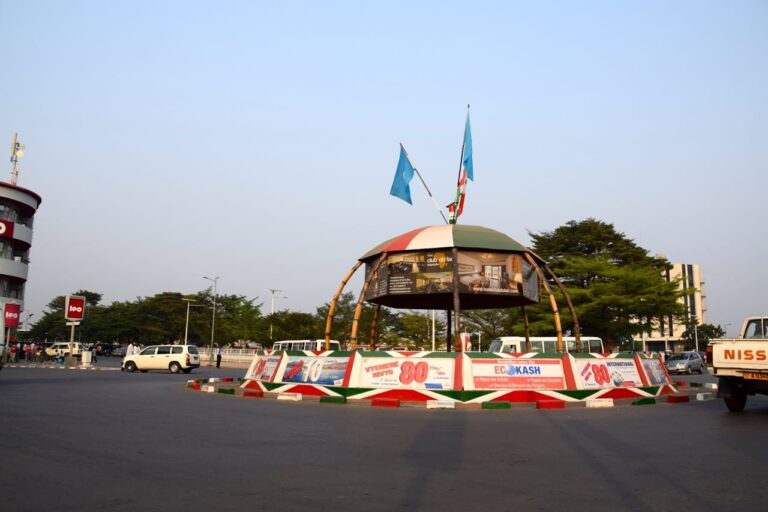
315,293,398,348
528,219,687,349
681,323,725,350
268,311,322,343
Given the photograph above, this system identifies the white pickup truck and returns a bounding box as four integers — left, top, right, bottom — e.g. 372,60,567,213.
707,316,768,412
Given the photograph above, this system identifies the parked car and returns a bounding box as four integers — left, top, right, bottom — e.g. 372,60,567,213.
111,346,127,358
665,351,704,375
121,345,200,374
45,342,84,357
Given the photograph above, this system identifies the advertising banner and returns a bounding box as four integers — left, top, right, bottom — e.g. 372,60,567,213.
640,358,668,385
246,355,282,382
64,295,86,321
456,251,524,295
281,356,350,386
4,303,20,328
575,359,642,389
358,357,455,390
0,220,14,240
470,358,566,390
365,250,539,303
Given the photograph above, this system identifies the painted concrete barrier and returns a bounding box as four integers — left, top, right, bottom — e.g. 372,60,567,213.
586,398,614,408
241,350,676,405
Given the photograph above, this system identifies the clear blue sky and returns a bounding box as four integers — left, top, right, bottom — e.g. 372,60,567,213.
1,1,766,336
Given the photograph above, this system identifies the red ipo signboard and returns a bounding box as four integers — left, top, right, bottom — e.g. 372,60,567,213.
0,220,14,240
4,303,20,328
64,295,86,321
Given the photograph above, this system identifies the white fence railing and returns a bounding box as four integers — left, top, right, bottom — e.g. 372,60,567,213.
197,348,258,367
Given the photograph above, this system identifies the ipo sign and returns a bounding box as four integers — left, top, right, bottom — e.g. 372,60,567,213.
0,220,14,240
4,303,20,328
64,295,86,321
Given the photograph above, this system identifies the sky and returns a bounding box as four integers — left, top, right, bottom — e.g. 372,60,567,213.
0,1,766,337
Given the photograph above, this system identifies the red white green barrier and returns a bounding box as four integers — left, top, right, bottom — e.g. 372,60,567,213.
243,350,676,404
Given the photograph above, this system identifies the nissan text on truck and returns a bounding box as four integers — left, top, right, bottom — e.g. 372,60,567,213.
707,317,768,412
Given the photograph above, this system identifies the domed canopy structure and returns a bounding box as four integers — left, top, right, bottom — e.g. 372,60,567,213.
359,224,545,310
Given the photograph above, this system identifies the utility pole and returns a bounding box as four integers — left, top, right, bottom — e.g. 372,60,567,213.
203,276,220,363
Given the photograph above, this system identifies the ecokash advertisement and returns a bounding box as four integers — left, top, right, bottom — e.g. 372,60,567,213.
470,358,566,390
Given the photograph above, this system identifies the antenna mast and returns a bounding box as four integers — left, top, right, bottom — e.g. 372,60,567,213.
9,133,25,185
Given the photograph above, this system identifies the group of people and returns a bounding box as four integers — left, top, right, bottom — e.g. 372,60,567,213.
5,342,46,363
123,342,143,358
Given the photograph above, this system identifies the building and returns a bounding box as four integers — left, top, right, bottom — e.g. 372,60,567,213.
642,259,706,353
0,181,42,314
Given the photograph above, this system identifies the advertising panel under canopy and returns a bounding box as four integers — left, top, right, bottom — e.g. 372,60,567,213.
360,225,543,310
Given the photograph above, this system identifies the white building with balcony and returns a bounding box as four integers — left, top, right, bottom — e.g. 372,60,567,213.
0,181,41,312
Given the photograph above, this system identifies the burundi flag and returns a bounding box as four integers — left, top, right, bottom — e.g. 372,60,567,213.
390,144,416,204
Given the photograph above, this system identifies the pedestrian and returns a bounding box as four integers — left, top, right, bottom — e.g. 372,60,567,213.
125,342,134,358
9,343,17,363
215,346,222,369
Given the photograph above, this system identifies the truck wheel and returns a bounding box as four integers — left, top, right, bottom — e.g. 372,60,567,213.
724,393,747,412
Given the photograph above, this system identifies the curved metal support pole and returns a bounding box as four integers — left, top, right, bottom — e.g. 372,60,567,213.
350,253,387,350
452,247,462,352
369,304,381,351
524,254,563,352
521,306,531,352
324,260,362,351
544,265,581,352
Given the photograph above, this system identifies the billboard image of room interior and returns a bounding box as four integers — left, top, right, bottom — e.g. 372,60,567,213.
364,249,540,310
457,251,523,294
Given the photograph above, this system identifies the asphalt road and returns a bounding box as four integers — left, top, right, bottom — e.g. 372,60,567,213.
1,361,766,512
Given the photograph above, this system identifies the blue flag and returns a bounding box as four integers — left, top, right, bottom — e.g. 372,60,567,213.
463,113,474,181
390,145,415,204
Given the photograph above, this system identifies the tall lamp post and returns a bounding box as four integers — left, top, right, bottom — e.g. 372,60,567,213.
23,313,34,331
182,299,203,345
203,276,220,363
269,288,287,340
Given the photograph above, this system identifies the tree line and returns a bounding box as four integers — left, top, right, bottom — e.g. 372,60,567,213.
19,219,721,350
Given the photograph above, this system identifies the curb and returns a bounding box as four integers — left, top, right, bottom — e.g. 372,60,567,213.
186,382,718,411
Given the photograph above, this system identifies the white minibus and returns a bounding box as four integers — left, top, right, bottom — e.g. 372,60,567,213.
488,336,604,354
271,340,341,351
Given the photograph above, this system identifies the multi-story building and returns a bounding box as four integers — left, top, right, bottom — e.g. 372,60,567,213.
642,258,705,353
0,181,42,313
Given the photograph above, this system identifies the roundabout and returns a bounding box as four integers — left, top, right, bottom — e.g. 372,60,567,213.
241,224,678,407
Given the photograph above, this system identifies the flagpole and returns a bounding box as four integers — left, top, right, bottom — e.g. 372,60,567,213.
451,105,470,223
401,144,449,224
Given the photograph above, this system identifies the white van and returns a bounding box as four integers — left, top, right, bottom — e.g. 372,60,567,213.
122,345,200,374
488,336,604,354
45,342,84,357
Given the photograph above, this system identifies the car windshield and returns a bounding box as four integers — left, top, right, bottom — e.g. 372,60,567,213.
668,354,687,360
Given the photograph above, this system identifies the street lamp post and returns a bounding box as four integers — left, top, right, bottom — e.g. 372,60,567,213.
182,299,203,345
203,276,220,363
269,289,287,340
23,313,34,330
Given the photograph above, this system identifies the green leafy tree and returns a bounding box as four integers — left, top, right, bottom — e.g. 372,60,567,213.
315,292,398,348
528,219,687,349
268,311,322,343
681,323,725,350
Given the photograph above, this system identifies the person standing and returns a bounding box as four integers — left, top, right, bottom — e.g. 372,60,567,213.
215,346,222,369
